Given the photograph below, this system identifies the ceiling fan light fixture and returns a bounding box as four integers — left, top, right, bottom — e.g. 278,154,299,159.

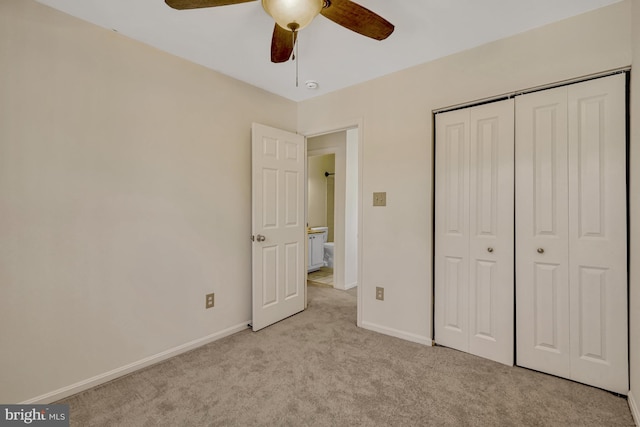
262,0,323,32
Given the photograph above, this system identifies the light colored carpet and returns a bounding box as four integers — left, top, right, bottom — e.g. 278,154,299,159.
58,286,634,426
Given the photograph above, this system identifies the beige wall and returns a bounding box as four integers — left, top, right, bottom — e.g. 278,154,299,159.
298,1,632,344
629,0,640,420
0,0,296,403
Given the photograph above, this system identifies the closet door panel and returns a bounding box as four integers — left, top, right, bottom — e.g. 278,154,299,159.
532,262,563,349
435,100,514,366
567,74,628,394
515,87,571,377
435,109,470,352
468,99,514,365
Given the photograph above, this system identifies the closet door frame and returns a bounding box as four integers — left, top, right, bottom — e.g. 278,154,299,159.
432,71,629,394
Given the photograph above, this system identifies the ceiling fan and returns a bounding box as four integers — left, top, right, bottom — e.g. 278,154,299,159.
164,0,394,63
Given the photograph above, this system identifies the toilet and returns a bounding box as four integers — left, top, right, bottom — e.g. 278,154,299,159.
309,226,333,269
323,242,334,268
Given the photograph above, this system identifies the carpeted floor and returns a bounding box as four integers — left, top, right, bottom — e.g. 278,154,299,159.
58,286,634,426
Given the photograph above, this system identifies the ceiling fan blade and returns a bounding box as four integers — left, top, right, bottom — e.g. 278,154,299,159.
271,24,297,63
320,0,394,40
165,0,255,10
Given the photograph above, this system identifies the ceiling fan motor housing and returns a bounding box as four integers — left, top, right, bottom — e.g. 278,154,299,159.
262,0,324,32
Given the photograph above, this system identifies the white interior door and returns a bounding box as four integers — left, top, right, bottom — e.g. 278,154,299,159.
435,99,514,366
468,100,514,365
515,86,571,378
435,108,470,353
516,74,628,394
251,123,305,331
567,75,627,394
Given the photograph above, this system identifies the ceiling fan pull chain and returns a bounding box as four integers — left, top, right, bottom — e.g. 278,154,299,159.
292,29,296,61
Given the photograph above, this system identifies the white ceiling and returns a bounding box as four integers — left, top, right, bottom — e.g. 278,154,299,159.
35,0,622,102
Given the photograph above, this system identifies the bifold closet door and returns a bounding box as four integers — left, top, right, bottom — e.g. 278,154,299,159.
435,99,514,366
516,74,628,394
515,86,571,377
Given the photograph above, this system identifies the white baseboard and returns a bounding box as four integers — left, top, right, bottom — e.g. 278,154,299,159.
332,282,357,291
361,321,432,346
629,391,639,426
21,321,250,404
344,282,358,290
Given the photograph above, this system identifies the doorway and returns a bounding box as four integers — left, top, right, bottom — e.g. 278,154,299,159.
306,128,358,292
307,152,335,287
305,127,360,315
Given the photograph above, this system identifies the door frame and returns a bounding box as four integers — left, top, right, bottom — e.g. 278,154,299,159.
300,118,364,327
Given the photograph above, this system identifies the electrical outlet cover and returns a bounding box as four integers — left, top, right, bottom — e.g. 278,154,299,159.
206,293,215,309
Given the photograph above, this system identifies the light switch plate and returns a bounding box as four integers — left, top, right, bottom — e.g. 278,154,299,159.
373,192,386,206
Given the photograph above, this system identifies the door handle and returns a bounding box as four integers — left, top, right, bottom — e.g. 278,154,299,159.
256,234,266,242
487,247,494,253
537,248,545,254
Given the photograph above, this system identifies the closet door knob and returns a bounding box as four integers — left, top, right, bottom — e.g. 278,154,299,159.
537,248,544,254
256,234,266,242
487,247,494,253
